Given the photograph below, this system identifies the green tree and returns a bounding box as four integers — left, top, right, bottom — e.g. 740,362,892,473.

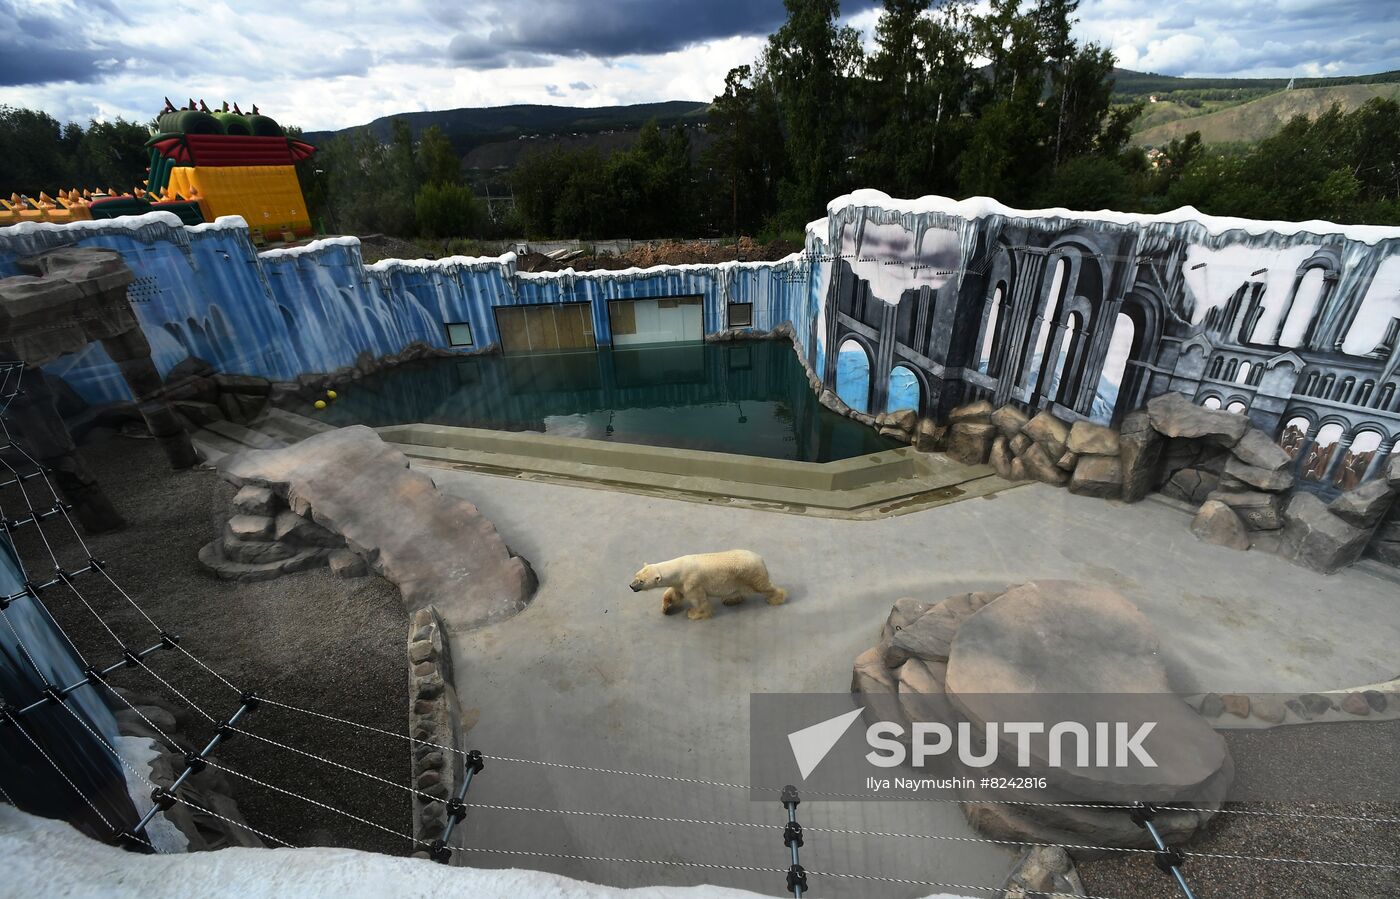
766,0,861,226
75,119,152,191
0,106,71,195
415,181,484,241
313,125,416,236
703,64,787,236
416,125,462,186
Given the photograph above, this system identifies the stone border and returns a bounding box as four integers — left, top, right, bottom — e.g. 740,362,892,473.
934,394,1400,576
406,604,463,853
1188,688,1395,728
108,686,264,851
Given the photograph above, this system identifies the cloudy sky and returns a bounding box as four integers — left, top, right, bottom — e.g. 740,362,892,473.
2,0,1396,131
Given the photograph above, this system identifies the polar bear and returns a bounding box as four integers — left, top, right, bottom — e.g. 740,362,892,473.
629,550,787,620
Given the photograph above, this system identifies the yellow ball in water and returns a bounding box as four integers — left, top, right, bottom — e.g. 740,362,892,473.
314,399,327,410
326,390,338,400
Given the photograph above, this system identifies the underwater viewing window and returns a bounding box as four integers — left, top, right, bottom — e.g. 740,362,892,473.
445,321,474,347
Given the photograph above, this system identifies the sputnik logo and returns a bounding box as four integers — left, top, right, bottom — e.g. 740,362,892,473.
786,707,864,779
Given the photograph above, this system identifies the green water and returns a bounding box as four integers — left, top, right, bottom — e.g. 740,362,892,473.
295,341,897,462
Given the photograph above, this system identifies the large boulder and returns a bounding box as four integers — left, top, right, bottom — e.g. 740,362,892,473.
946,580,1230,803
852,647,897,694
1191,500,1251,550
990,405,1030,440
886,408,918,432
1146,392,1247,447
1328,478,1398,529
1068,455,1123,498
1118,410,1163,503
897,657,949,722
948,400,994,424
220,426,536,630
1066,421,1120,457
882,592,998,667
1021,442,1069,486
1024,411,1071,459
877,596,935,665
1279,492,1370,574
1221,456,1293,493
914,418,947,452
947,422,997,466
1232,428,1291,472
989,435,1016,479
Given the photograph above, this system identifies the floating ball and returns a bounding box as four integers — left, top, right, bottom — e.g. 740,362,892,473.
314,399,327,410
326,389,338,400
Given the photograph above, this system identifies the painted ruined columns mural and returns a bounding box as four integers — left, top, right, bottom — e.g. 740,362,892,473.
815,191,1400,491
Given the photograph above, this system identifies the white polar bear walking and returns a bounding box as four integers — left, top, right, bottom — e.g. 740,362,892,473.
629,550,787,620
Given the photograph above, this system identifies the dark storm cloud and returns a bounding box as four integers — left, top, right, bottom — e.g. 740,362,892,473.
445,0,881,68
0,0,130,85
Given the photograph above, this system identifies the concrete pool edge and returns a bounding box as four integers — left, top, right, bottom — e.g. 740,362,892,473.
373,422,1015,518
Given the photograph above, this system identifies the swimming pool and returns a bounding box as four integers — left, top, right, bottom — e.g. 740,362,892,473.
291,341,898,463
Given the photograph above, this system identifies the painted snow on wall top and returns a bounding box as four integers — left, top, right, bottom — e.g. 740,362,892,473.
823,189,1400,247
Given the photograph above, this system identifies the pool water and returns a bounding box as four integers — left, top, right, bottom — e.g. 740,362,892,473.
294,341,898,462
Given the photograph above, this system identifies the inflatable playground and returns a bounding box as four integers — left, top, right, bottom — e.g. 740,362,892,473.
0,99,316,241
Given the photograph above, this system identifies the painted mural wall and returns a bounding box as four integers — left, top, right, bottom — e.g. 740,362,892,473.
0,213,818,406
3,191,1398,489
813,191,1400,490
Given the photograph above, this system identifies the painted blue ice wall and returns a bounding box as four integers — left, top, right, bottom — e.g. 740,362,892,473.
0,213,819,404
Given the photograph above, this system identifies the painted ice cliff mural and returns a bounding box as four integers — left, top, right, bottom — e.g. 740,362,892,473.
1,190,1397,483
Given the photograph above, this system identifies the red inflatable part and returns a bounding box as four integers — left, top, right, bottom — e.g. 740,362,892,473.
149,135,317,167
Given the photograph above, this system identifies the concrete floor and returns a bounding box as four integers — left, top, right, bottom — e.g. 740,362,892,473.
428,468,1400,897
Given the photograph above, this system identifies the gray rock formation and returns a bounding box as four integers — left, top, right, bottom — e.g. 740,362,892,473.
1068,455,1122,498
854,581,1227,852
219,426,535,630
949,400,994,423
1280,492,1371,574
1222,457,1293,492
1205,489,1284,531
1191,500,1251,550
1024,411,1071,460
914,418,947,452
1161,468,1219,505
1020,442,1069,486
1066,421,1119,456
1328,478,1397,529
947,421,997,466
990,405,1029,440
989,436,1016,479
1232,428,1291,471
231,485,276,516
1118,410,1163,503
329,548,369,578
1146,392,1246,447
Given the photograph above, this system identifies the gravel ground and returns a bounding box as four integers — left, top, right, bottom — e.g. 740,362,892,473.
1079,723,1400,898
5,434,411,855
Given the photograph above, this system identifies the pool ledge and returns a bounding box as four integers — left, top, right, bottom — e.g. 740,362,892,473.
374,423,1017,519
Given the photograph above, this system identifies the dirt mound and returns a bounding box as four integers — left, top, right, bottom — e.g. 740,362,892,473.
356,233,432,264
516,237,803,273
